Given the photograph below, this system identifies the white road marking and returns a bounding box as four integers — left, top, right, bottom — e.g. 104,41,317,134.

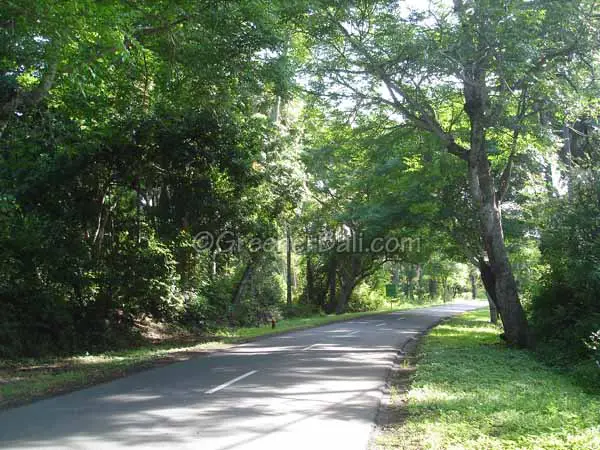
205,370,258,394
302,343,320,351
340,330,359,338
375,323,386,327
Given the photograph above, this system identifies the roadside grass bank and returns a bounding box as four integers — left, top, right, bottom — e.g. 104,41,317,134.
373,309,600,450
0,299,469,410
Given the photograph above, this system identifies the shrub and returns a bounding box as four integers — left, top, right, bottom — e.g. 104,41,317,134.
0,287,75,357
347,282,385,312
179,291,218,330
530,149,600,366
283,302,321,318
102,235,182,320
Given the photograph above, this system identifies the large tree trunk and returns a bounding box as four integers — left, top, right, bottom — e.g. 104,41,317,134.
232,261,254,306
415,263,423,302
469,150,529,345
428,278,438,299
404,264,414,300
478,258,499,325
336,282,354,314
469,270,478,299
487,293,498,324
305,253,314,306
336,254,361,314
325,256,337,313
464,68,530,347
441,277,449,303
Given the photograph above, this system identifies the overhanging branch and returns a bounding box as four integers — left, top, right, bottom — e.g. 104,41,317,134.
332,20,470,162
134,15,190,38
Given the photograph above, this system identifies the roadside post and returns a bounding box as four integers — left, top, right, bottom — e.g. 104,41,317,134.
385,284,398,310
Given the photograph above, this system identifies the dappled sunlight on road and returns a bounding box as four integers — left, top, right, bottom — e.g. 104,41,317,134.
0,303,480,450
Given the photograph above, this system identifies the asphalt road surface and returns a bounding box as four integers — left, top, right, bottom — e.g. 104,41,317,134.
0,302,481,450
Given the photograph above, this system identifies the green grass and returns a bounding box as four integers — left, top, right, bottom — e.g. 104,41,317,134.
0,299,458,409
375,309,600,450
0,340,232,408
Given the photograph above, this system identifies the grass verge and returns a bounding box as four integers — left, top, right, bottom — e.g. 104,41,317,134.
373,309,600,450
0,300,454,410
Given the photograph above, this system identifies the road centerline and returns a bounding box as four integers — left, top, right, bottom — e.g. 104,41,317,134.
302,343,321,351
205,370,258,394
340,330,360,338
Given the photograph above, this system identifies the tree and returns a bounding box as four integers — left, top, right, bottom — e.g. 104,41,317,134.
0,0,306,356
305,0,600,346
300,105,460,313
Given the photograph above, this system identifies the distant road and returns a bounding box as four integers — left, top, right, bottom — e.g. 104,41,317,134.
0,302,481,450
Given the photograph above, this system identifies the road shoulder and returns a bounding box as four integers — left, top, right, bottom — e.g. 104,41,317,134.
369,308,600,450
369,314,453,450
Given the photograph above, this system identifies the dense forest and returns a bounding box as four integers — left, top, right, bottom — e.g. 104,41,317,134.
0,0,598,377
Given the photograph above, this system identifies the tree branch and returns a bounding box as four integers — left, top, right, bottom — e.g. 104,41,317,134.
496,134,516,203
332,20,470,161
514,42,578,89
496,86,528,202
0,60,58,139
134,15,189,38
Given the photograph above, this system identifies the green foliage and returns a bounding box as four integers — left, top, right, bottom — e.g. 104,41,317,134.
102,236,182,320
232,256,286,326
283,302,322,318
530,143,600,366
199,276,238,326
0,0,302,357
347,282,386,312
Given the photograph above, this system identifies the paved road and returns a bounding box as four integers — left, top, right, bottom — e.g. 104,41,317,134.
0,302,481,450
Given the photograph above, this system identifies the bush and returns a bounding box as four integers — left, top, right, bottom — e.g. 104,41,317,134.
179,290,222,330
102,235,182,320
198,274,237,326
0,287,75,357
0,214,180,356
282,302,321,318
531,279,600,365
530,150,600,366
347,282,385,312
233,255,285,326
